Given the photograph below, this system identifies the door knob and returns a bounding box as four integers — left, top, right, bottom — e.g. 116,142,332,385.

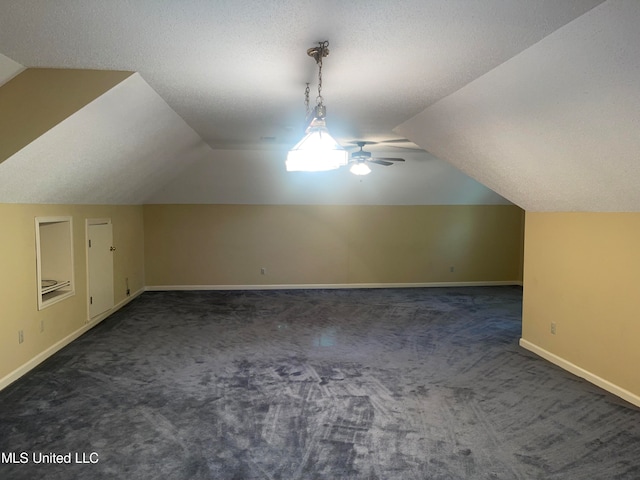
110,246,116,251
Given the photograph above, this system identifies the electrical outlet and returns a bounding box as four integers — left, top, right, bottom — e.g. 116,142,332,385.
450,266,455,273
260,267,266,275
550,322,557,335
18,330,24,344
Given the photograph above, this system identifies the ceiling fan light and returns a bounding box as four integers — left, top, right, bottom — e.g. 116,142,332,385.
350,162,372,176
286,123,348,172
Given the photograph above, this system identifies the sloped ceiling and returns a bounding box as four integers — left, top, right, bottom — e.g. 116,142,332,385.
1,0,622,208
397,0,640,212
0,0,603,150
0,74,212,204
0,64,506,206
0,69,133,163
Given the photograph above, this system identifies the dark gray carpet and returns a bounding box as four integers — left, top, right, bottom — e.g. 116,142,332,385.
1,287,639,479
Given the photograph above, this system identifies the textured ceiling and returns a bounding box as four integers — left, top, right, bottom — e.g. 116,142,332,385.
0,68,506,206
0,74,211,205
3,0,626,209
397,0,640,212
0,0,604,150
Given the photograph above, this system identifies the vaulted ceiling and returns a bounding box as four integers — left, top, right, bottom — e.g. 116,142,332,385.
2,0,637,210
397,0,640,212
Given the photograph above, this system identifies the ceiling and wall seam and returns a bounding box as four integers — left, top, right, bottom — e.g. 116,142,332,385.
396,0,640,212
0,68,134,164
0,73,213,205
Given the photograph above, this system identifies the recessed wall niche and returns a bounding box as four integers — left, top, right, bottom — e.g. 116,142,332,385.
35,216,75,310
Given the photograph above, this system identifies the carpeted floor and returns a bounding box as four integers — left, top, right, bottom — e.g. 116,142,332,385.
0,287,639,479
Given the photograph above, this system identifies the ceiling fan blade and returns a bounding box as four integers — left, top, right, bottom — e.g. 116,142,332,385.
373,157,405,162
369,159,394,166
377,138,412,144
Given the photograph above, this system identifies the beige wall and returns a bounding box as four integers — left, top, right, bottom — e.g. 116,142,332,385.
0,204,144,383
522,212,640,398
144,204,524,287
0,68,132,163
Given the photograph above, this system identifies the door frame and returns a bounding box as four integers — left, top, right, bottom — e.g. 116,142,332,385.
85,218,113,322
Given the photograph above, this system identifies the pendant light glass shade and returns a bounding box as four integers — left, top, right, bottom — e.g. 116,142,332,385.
286,117,348,172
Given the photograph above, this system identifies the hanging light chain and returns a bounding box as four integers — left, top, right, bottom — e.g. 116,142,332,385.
316,40,329,107
302,40,330,120
304,82,310,117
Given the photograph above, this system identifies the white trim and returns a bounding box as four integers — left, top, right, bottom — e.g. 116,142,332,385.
35,216,75,310
35,215,72,224
86,217,112,226
88,287,143,325
0,288,144,392
519,338,640,408
145,280,522,291
85,217,114,322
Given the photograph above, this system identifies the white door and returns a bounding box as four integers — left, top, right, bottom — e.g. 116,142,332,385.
88,221,114,319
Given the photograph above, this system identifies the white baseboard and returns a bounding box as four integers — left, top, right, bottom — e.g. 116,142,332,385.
519,338,640,408
0,288,144,392
145,280,522,291
87,287,144,324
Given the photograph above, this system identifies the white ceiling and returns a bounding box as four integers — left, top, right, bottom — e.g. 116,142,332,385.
397,0,640,211
0,69,506,206
0,74,211,205
5,0,635,210
0,0,603,149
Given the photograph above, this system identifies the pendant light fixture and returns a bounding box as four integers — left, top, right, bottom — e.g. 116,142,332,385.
286,41,348,172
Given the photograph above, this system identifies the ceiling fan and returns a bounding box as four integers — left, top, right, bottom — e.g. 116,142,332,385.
348,141,405,175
